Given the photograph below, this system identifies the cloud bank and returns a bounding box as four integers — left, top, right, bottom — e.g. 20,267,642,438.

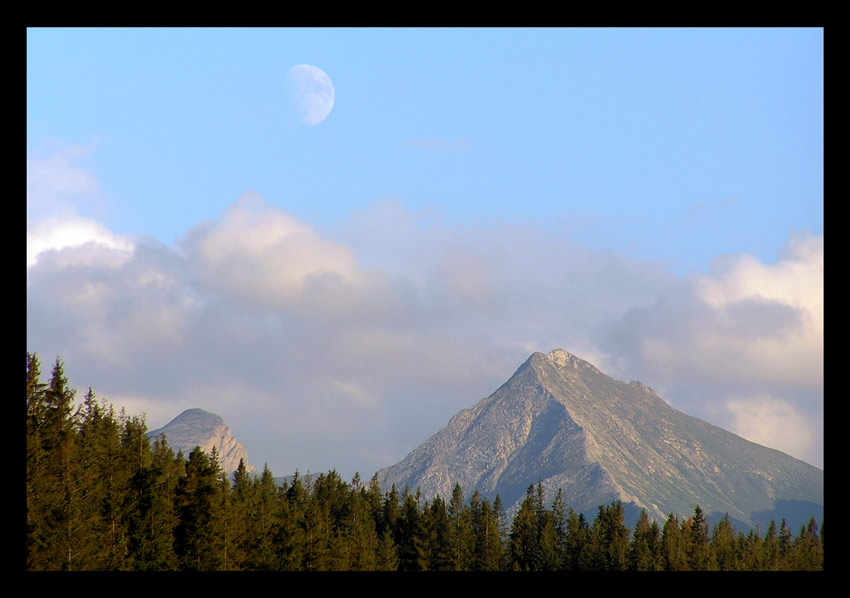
27,154,824,477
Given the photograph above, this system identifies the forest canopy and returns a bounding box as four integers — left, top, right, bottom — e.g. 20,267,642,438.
26,353,824,571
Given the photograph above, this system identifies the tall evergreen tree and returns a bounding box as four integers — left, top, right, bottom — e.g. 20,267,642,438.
509,484,541,571
630,510,660,571
660,513,688,571
174,446,220,570
589,501,630,571
470,492,505,571
686,505,712,570
40,359,80,570
125,435,180,570
710,514,739,571
447,483,474,571
26,352,48,568
563,508,592,571
420,496,453,571
395,487,425,571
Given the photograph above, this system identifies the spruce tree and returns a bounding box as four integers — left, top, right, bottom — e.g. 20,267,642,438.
660,513,688,570
420,495,453,571
590,501,630,571
396,487,425,571
447,483,474,571
41,359,80,570
686,505,711,570
630,510,660,571
564,508,592,571
509,485,540,571
471,492,505,571
710,514,738,571
174,446,220,570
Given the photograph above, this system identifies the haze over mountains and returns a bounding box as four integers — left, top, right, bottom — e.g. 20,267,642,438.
151,349,822,533
377,349,823,531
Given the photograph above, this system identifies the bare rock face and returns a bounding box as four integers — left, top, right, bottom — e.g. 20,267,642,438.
377,349,823,530
147,408,256,476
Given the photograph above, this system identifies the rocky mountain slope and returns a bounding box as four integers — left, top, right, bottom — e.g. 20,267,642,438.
377,349,823,530
147,408,256,476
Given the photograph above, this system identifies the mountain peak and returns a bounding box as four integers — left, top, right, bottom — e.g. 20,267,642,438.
546,348,572,366
536,347,599,374
378,349,823,529
147,408,256,475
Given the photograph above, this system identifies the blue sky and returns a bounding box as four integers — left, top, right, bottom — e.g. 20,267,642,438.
27,28,824,477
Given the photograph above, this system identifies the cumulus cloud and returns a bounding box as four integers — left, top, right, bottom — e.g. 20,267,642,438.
597,232,824,466
27,144,102,222
723,393,820,464
184,192,368,312
26,154,823,475
27,217,134,269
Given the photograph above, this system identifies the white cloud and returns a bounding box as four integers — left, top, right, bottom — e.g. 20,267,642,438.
724,393,820,465
26,160,824,476
184,192,367,311
27,144,102,222
598,232,823,466
27,217,134,269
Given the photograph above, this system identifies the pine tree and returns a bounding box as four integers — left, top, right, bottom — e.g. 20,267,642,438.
563,508,592,571
125,435,180,570
381,483,401,540
342,480,381,571
776,518,792,571
590,501,630,571
550,489,569,570
470,492,505,571
250,464,284,569
739,526,764,571
509,484,540,570
762,520,779,571
420,495,453,571
26,353,51,569
39,359,80,570
174,446,220,570
686,505,712,570
377,525,400,570
630,510,660,570
300,491,332,570
396,487,425,571
660,513,688,570
790,517,823,571
710,513,739,571
447,483,474,571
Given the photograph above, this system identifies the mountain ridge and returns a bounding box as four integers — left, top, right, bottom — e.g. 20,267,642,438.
377,348,823,529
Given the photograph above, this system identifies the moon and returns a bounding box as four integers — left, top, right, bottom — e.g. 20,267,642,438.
287,64,335,126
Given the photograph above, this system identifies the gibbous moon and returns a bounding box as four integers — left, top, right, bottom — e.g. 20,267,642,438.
287,64,335,126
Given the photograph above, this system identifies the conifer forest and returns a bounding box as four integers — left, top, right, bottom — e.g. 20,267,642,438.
26,353,824,571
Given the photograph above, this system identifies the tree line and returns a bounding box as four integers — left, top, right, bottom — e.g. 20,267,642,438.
26,353,824,571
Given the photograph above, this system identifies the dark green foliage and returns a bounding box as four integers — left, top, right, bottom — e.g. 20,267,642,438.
630,510,661,570
469,491,506,570
710,514,738,571
588,500,631,570
25,352,826,571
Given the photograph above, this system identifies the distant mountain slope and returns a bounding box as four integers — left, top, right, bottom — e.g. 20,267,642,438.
147,408,256,476
377,349,823,530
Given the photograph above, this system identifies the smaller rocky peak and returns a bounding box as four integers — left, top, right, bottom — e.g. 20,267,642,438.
147,408,255,476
